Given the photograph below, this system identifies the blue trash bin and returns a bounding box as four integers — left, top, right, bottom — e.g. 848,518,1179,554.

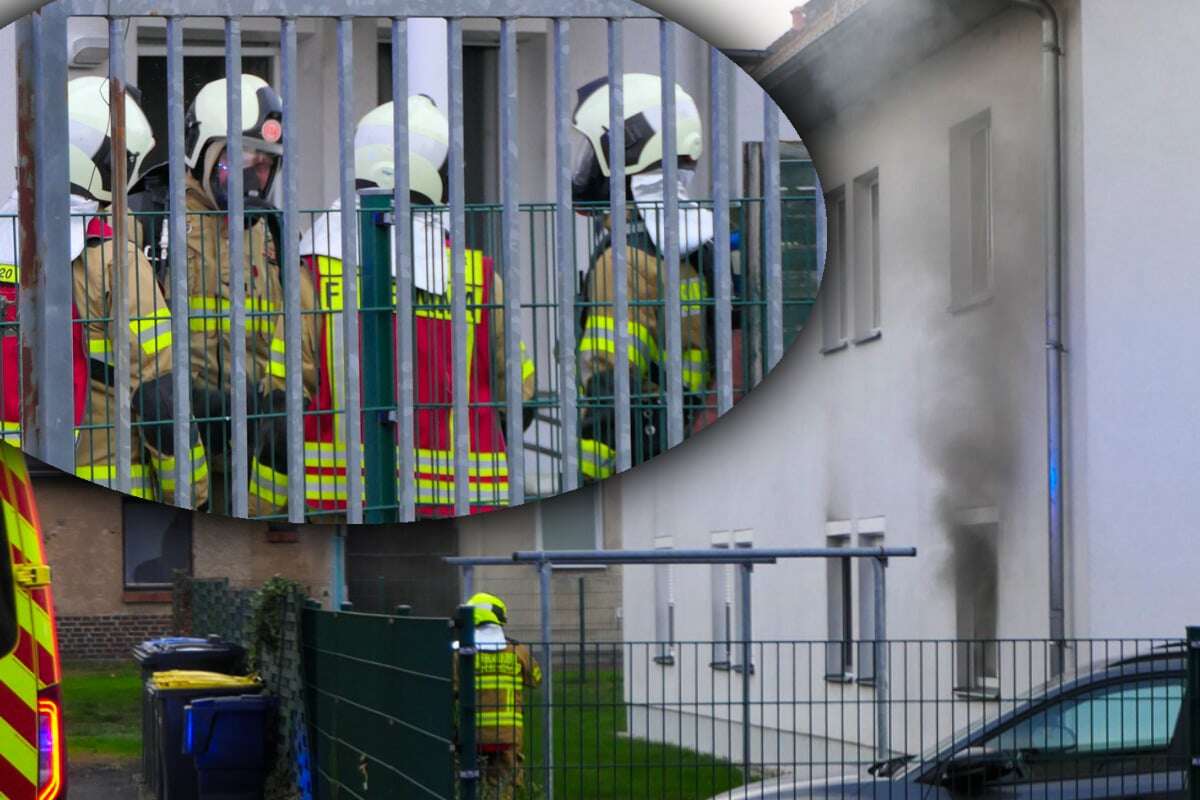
184,694,275,800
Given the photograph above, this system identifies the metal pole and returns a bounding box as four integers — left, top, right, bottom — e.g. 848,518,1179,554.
390,17,415,523
607,21,631,472
331,524,347,609
709,47,733,416
457,605,478,800
739,562,752,785
1187,626,1199,800
552,18,578,494
659,20,683,448
538,560,554,800
224,18,249,518
280,17,305,522
108,17,132,495
578,576,586,682
447,19,470,518
462,564,474,602
763,93,783,371
873,556,889,759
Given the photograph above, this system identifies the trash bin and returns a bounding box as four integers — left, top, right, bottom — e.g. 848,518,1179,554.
134,637,247,798
151,671,263,800
184,695,274,800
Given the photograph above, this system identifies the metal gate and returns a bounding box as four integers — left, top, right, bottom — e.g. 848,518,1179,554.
9,0,804,523
302,603,475,799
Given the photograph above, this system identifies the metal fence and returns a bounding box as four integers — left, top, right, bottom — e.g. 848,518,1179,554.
10,0,811,524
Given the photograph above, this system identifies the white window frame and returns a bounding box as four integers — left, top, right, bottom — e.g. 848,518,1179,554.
709,530,733,669
820,187,849,354
856,520,885,684
852,169,882,343
653,534,675,666
731,529,755,675
949,109,994,313
535,483,605,569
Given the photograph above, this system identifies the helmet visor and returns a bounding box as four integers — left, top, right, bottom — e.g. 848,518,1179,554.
215,146,280,201
571,137,609,208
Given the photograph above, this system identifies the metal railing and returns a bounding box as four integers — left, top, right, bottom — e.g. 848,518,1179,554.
11,0,804,522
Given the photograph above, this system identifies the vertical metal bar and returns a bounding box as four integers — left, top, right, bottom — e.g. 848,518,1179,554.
874,556,889,758
659,21,683,447
538,560,555,800
553,18,578,494
499,18,525,507
331,524,347,609
578,576,586,682
225,18,249,518
166,17,193,508
709,48,733,416
461,564,474,602
17,6,74,469
391,17,416,523
739,562,752,785
763,93,783,370
280,17,304,522
108,17,132,495
607,21,631,473
1187,626,1200,800
337,18,363,524
447,19,470,518
457,604,478,800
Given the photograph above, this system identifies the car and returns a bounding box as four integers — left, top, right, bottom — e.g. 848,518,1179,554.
709,647,1188,800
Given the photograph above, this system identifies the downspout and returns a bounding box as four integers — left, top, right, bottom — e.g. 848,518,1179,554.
1008,0,1066,673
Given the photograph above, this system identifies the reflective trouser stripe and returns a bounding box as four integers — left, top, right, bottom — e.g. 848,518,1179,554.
267,338,287,378
188,296,277,333
132,307,173,355
476,711,523,728
682,347,709,393
150,442,209,493
580,439,615,480
249,457,289,506
75,463,156,499
680,276,706,317
578,316,659,375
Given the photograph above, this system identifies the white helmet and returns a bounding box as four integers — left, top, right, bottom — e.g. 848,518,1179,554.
67,76,156,204
354,95,449,205
184,75,283,208
571,73,703,203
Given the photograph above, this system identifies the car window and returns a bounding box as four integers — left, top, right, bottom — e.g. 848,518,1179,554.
984,678,1183,755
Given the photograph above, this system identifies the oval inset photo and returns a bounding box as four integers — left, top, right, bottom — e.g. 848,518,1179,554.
2,4,821,523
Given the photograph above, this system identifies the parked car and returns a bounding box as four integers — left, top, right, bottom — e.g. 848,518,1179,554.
710,647,1188,800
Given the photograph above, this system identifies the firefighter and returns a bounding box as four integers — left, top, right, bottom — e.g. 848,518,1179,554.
48,77,207,505
247,95,535,519
570,73,719,481
179,74,286,497
466,592,541,800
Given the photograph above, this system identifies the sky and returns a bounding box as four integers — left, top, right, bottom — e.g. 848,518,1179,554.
636,0,807,50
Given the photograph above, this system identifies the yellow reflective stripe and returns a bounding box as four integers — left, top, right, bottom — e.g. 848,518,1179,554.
1,420,20,446
304,443,347,468
476,675,522,690
680,276,706,317
187,296,276,333
151,443,208,490
88,337,115,365
131,307,173,355
580,438,615,480
76,463,155,497
580,316,660,374
476,711,524,728
268,338,287,378
0,656,34,711
682,347,708,393
249,457,289,506
0,705,37,782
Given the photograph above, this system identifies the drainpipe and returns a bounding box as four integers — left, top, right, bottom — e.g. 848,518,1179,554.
1008,0,1065,673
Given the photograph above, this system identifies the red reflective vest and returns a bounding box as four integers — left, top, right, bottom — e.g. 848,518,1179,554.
301,248,509,517
1,226,93,446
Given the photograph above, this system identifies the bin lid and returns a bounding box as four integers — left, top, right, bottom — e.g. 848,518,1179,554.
133,636,245,663
150,670,262,690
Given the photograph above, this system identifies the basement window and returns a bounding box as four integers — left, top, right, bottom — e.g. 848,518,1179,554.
123,497,193,590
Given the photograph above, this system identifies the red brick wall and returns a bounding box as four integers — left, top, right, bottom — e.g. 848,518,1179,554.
55,614,173,661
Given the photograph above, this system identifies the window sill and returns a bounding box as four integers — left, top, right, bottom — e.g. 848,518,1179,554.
653,654,676,667
710,661,732,671
123,590,173,604
820,340,849,356
853,329,882,346
824,673,855,685
732,663,756,676
948,293,994,315
952,685,1001,701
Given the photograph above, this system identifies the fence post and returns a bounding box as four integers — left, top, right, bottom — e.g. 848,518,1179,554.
874,555,889,759
739,562,753,785
1188,626,1199,800
456,605,478,800
359,189,399,523
538,560,554,800
578,576,586,682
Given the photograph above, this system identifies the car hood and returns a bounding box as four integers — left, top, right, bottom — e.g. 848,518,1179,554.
705,772,862,800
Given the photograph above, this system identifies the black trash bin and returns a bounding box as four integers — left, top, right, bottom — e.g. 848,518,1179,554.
150,670,263,800
184,695,274,800
133,637,247,798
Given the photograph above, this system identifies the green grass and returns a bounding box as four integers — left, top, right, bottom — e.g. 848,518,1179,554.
512,669,748,800
61,660,142,763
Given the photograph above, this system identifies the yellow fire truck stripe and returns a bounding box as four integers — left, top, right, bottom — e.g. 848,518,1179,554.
0,711,37,782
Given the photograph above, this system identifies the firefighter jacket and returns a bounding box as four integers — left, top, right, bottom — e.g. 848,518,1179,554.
474,629,542,747
178,174,285,395
577,212,711,480
71,213,209,507
248,204,535,518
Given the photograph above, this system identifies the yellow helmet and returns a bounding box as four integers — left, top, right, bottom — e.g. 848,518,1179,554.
467,592,508,627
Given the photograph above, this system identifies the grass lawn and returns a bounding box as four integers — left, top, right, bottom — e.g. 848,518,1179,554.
61,660,142,764
516,669,748,800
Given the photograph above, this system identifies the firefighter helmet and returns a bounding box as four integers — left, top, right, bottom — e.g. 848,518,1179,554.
184,75,283,208
67,76,156,204
467,592,509,627
571,73,703,203
354,95,450,205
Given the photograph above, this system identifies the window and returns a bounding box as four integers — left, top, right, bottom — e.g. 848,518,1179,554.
123,498,192,589
820,188,848,353
953,514,999,697
537,483,602,551
825,524,853,679
986,679,1184,756
856,523,885,683
710,531,732,668
950,110,993,311
654,535,675,665
852,169,881,342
